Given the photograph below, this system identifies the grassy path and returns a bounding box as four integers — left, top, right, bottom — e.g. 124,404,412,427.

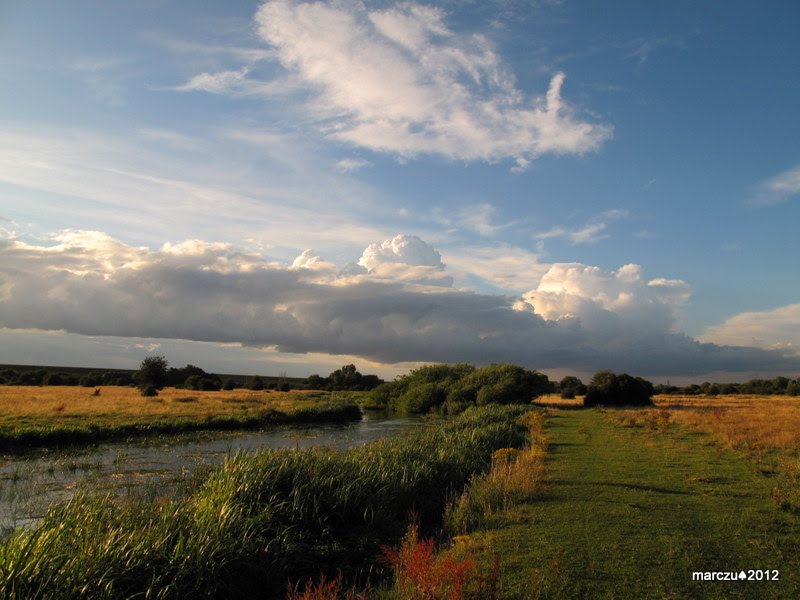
478,409,800,599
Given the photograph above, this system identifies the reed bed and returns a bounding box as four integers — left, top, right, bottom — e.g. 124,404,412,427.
0,405,529,599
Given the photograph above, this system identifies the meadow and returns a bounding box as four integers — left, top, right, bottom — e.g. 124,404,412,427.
0,386,362,450
4,382,800,598
616,393,800,511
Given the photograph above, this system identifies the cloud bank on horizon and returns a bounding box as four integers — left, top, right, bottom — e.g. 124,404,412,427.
1,230,796,377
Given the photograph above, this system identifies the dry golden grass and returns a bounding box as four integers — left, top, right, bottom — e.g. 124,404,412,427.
445,410,547,534
533,393,584,408
652,394,800,456
0,385,340,429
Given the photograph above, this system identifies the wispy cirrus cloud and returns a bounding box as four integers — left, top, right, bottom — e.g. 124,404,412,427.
336,158,372,173
626,34,689,65
536,209,629,245
429,203,514,238
170,67,299,97
0,125,386,255
753,164,800,206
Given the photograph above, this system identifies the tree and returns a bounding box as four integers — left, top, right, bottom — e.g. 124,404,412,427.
584,370,654,407
306,374,327,389
559,375,586,399
328,364,361,390
136,356,169,391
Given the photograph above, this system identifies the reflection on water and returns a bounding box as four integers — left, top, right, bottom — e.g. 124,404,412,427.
0,412,422,536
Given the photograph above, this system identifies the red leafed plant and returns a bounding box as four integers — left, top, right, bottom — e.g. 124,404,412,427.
383,524,498,600
285,574,367,600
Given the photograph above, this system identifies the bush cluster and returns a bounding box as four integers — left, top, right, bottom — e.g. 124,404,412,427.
656,376,800,397
366,363,551,414
583,370,655,407
305,364,383,391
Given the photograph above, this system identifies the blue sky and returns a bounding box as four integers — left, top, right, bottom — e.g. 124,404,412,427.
1,0,799,382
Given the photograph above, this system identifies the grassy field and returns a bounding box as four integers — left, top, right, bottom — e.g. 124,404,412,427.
618,394,800,511
455,404,800,599
0,386,362,450
6,390,800,597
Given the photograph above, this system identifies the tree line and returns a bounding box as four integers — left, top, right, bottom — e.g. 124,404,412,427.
4,359,797,402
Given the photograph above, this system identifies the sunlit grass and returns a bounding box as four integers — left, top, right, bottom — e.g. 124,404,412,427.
445,410,547,534
0,386,362,450
653,394,800,454
612,394,800,510
532,393,584,408
0,386,345,423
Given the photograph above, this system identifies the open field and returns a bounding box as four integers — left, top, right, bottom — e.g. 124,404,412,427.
0,386,363,450
611,394,800,511
653,394,800,456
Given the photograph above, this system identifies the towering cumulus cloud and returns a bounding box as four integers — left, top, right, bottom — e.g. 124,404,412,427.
254,0,612,167
0,231,796,376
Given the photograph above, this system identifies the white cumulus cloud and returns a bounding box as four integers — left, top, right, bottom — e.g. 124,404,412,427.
358,234,444,270
252,0,611,166
523,262,692,338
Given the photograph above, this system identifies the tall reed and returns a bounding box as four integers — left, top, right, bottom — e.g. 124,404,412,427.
0,405,528,599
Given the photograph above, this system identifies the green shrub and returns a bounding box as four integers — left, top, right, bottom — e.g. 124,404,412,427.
140,384,158,397
42,372,64,386
247,376,265,391
392,382,447,413
364,382,395,408
463,364,550,405
377,363,551,414
476,381,518,405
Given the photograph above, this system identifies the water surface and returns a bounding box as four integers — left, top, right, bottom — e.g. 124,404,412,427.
0,412,422,535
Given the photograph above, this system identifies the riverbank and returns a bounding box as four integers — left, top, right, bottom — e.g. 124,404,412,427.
0,405,531,599
0,386,362,451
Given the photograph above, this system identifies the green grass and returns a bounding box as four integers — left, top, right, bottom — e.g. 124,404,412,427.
0,405,529,599
465,409,800,599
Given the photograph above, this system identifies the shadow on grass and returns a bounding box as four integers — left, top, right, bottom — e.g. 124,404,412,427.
546,479,692,496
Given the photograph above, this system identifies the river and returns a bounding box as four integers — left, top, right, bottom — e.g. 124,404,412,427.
0,412,423,536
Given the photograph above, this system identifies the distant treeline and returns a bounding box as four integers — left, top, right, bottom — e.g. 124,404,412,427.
655,377,800,396
0,362,383,393
0,367,135,387
3,362,797,399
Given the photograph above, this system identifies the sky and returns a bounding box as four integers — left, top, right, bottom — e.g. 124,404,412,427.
1,0,799,383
